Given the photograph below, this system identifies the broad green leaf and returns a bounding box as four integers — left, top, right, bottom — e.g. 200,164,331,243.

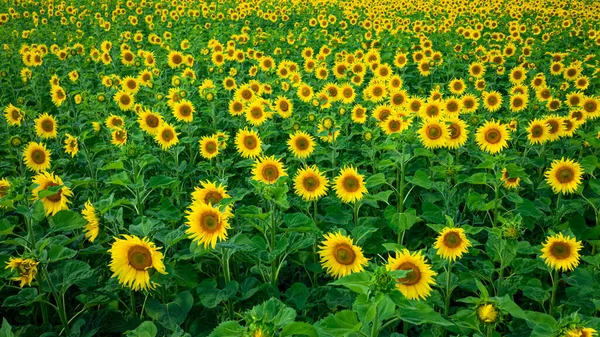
208,321,245,337
366,173,387,189
197,280,238,308
315,310,361,337
283,213,317,232
48,245,77,262
51,210,86,232
285,283,309,310
409,170,432,189
281,322,318,337
100,161,124,170
149,175,178,188
2,288,43,307
145,291,194,331
329,272,370,295
126,321,157,337
0,318,14,337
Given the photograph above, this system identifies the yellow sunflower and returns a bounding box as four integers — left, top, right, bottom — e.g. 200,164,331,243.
3,104,24,126
380,117,410,135
167,50,185,68
63,133,78,157
445,118,469,149
333,166,368,203
475,120,511,154
121,76,140,94
318,232,368,279
235,128,262,158
418,120,449,149
172,99,195,123
245,101,269,126
31,171,73,216
5,257,39,288
274,96,293,118
0,178,9,199
137,110,163,135
191,180,233,217
111,129,128,147
386,249,437,300
105,114,125,129
540,233,582,272
293,165,329,201
287,131,316,159
482,91,503,112
477,303,499,324
501,168,521,189
351,105,368,124
33,113,58,139
185,201,231,249
23,141,51,172
434,227,471,261
50,85,67,107
544,157,583,195
113,91,135,111
108,235,167,291
252,156,287,184
199,135,220,159
527,119,549,144
82,200,99,243
155,123,180,150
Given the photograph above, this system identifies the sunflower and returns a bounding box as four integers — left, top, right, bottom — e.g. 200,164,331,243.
333,166,368,203
544,115,565,141
434,227,471,261
199,135,220,159
352,105,368,124
63,133,78,157
113,91,135,111
5,257,39,288
50,85,67,107
167,50,184,68
316,123,340,143
245,101,269,126
381,117,410,135
3,104,24,126
544,157,583,195
445,118,469,149
318,232,368,279
252,156,287,184
419,100,444,120
418,120,449,149
482,91,503,112
105,114,125,129
31,171,73,216
82,200,99,243
509,94,528,112
508,66,527,84
172,99,195,122
540,233,582,272
386,249,437,300
339,84,356,104
235,128,262,158
293,165,329,201
0,178,9,199
121,76,140,94
111,129,128,147
581,96,599,117
469,62,486,78
297,83,314,103
475,120,511,154
287,131,315,159
23,142,51,172
137,110,163,135
448,78,466,95
191,180,233,217
34,113,58,139
477,303,499,324
185,202,231,249
526,119,549,144
274,96,293,118
501,168,521,189
155,123,179,150
108,235,167,291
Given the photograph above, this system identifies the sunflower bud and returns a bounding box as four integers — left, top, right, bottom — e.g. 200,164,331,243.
477,303,499,324
10,136,23,148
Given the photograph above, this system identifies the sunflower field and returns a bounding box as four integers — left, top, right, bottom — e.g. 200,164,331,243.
1,0,600,336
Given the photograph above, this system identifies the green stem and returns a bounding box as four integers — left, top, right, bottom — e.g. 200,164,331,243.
487,325,493,337
444,260,453,317
497,265,504,296
371,304,379,337
397,145,406,245
25,216,35,251
140,293,148,319
403,321,409,336
353,202,359,227
270,201,278,286
43,269,70,335
313,200,319,286
222,248,234,320
549,269,559,316
492,183,500,227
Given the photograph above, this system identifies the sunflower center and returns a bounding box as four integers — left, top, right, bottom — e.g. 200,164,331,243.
487,96,498,105
127,245,152,270
45,182,63,202
389,120,401,131
279,101,289,111
116,130,126,141
443,232,462,248
295,137,309,150
205,141,217,153
484,128,501,144
550,242,571,260
146,115,159,127
584,101,597,113
449,123,461,139
124,53,134,61
379,110,391,121
343,88,353,98
180,105,191,116
127,80,136,89
547,120,559,134
41,119,54,132
172,54,182,64
204,191,223,205
464,99,474,108
244,136,257,149
447,102,458,112
531,125,543,137
396,262,422,286
251,107,263,118
373,87,382,96
426,125,442,140
161,129,173,141
333,243,356,265
556,166,574,183
120,94,131,105
31,149,46,164
302,175,320,191
262,164,280,182
56,90,65,99
513,71,522,79
342,176,360,192
11,110,21,120
513,98,523,107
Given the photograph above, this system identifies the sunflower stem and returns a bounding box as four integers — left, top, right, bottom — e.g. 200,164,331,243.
549,269,559,316
313,200,319,286
397,145,406,245
270,201,278,286
486,325,493,337
370,303,379,337
492,182,500,228
222,248,234,320
353,202,359,227
444,260,453,318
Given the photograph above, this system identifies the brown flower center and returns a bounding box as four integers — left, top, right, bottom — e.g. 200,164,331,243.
449,123,461,139
550,242,571,259
443,231,462,248
171,54,182,64
295,137,309,150
204,191,223,205
31,149,46,164
244,136,257,149
396,262,422,286
426,125,442,140
342,176,360,192
261,164,280,182
200,211,220,232
179,104,191,117
334,243,356,265
41,119,54,132
302,176,320,192
205,141,217,153
531,125,543,137
45,182,63,202
146,115,159,128
484,128,501,144
127,245,153,270
119,94,131,105
556,166,574,183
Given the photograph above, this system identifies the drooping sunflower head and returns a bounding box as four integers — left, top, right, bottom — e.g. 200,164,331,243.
386,249,437,300
293,165,329,201
5,257,39,288
23,141,52,172
0,178,10,199
252,155,287,184
333,166,368,203
418,120,449,149
434,227,471,261
501,168,521,189
544,157,583,195
63,133,79,157
318,232,368,279
287,131,315,159
108,234,167,291
475,120,511,154
31,171,73,216
82,199,99,243
111,128,128,147
154,123,180,151
50,85,67,107
199,135,220,159
185,202,231,249
235,128,262,158
540,233,583,272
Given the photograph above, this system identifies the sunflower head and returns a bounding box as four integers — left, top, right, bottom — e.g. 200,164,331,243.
5,257,39,287
235,128,262,158
199,135,220,159
252,156,287,184
544,157,583,195
185,202,231,249
475,120,511,154
386,249,437,300
108,235,167,291
476,303,499,324
333,166,368,203
293,165,329,201
155,124,180,150
540,233,583,272
318,232,368,279
23,142,52,172
434,227,471,261
287,131,315,159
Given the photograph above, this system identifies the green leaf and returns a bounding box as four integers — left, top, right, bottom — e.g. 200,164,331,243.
580,155,598,175
366,173,387,189
283,213,317,233
409,170,431,189
2,288,44,307
281,322,318,337
389,292,453,326
315,310,361,337
126,321,157,337
145,291,194,331
48,245,77,262
495,295,528,321
329,272,370,295
517,198,543,218
49,260,93,291
37,184,63,198
0,220,15,237
466,173,492,185
100,161,124,171
197,280,238,308
209,321,245,337
149,175,178,189
106,171,132,187
589,179,600,196
32,200,46,222
0,318,14,337
51,210,86,232
285,283,310,310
